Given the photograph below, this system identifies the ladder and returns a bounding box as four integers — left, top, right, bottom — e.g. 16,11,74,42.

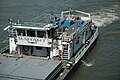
62,48,69,60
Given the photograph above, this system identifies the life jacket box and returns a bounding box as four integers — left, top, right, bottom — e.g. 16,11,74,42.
64,20,74,27
51,17,60,24
78,20,84,27
51,19,56,24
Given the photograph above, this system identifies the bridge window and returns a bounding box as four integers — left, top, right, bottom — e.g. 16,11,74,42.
17,29,25,36
37,31,46,38
27,30,35,37
47,30,50,38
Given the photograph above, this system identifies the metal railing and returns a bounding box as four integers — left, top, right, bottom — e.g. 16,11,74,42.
0,45,9,54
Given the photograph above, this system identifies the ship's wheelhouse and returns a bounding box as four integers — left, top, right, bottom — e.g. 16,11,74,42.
7,23,54,57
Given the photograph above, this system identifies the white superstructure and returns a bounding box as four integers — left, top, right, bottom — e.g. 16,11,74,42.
3,10,98,61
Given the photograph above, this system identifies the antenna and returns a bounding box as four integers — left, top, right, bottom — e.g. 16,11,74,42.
17,20,20,24
8,18,12,25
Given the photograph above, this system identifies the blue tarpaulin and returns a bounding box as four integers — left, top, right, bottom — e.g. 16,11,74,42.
64,20,74,27
78,20,84,27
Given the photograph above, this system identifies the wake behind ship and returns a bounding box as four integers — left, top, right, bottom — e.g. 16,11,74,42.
0,9,98,80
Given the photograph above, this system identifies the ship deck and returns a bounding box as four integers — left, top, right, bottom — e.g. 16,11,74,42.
0,56,62,80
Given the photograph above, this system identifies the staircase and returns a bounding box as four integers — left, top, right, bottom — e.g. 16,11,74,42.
62,49,69,60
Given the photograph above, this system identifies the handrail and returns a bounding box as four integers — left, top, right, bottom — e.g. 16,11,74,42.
61,9,91,19
0,45,9,54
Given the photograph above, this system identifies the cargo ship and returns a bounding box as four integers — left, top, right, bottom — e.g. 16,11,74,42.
0,9,98,80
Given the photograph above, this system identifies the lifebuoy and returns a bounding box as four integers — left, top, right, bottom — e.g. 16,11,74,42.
23,46,29,52
58,57,62,61
58,50,62,61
